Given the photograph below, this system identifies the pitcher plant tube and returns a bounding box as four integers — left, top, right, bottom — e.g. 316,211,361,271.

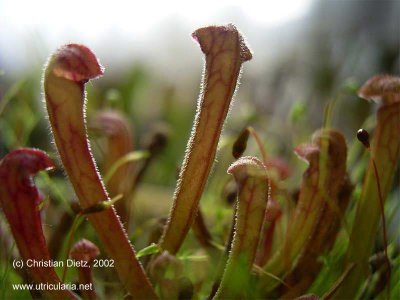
0,148,77,299
43,44,157,298
159,24,252,255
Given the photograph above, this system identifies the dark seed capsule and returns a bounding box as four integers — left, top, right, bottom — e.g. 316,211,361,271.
357,128,370,149
232,127,250,159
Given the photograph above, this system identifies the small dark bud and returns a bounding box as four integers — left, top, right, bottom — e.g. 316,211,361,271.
178,277,194,300
223,180,238,205
232,127,250,159
369,251,388,273
145,124,169,155
357,128,370,149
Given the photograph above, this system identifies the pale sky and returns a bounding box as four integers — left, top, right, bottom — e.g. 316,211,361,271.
0,0,313,74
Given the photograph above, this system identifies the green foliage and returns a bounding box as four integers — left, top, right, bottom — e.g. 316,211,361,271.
0,48,399,300
137,243,161,258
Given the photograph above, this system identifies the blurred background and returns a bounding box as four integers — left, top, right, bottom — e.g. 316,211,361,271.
0,0,399,186
0,2,399,296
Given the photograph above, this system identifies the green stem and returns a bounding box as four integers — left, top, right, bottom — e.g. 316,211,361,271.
214,156,269,299
336,102,400,298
